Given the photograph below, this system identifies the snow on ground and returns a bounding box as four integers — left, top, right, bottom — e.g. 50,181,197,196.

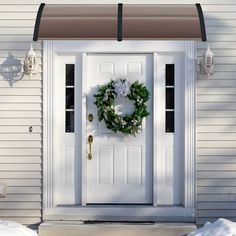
188,218,236,236
0,220,37,236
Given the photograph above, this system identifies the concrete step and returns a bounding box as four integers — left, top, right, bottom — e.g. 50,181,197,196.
39,221,197,236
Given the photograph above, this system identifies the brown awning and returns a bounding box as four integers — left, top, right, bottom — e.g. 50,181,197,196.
33,3,206,41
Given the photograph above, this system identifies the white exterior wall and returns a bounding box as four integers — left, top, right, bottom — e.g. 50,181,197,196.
0,0,235,227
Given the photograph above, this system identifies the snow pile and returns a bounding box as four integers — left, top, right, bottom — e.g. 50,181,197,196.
0,220,37,236
188,218,236,236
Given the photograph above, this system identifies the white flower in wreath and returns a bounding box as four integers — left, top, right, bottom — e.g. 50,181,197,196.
131,120,138,125
113,79,130,97
103,93,109,101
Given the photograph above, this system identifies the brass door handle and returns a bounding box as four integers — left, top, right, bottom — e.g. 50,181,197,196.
88,135,93,160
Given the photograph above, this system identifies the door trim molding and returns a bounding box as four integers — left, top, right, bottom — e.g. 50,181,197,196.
43,40,196,222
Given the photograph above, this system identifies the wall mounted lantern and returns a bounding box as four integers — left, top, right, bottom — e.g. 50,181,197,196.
200,45,215,77
23,43,37,77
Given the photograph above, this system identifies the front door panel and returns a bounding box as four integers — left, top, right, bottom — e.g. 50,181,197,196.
86,54,153,204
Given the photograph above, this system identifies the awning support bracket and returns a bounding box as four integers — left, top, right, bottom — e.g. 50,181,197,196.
33,3,46,41
196,3,207,42
117,3,123,42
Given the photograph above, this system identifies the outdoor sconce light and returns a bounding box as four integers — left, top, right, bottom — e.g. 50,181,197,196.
200,45,215,77
23,43,37,77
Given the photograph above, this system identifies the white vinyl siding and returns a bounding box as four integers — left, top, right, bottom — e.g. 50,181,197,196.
0,0,236,227
196,2,236,226
0,1,41,227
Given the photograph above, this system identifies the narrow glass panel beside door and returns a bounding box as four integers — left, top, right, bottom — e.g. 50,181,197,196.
165,64,175,133
65,64,75,133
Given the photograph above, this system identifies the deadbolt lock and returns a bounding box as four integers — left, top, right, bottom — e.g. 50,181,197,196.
88,114,94,122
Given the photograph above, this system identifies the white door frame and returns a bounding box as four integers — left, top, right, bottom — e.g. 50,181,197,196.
43,40,196,222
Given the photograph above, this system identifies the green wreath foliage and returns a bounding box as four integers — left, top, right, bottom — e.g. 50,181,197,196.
94,79,150,136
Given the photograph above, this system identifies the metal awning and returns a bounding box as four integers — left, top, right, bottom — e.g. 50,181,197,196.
33,3,206,41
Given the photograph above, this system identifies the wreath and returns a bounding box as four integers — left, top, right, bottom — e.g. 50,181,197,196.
94,79,150,136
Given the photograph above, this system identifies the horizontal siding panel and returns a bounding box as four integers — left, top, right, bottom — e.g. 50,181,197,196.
198,163,236,170
0,202,41,209
7,187,41,194
198,186,236,194
197,155,236,163
198,96,236,103
0,20,34,28
198,171,236,179
0,13,36,20
198,126,236,132
0,156,42,165
201,34,236,41
0,88,41,96
198,79,236,87
203,5,236,11
197,103,236,110
0,81,42,88
0,172,41,178
198,133,236,140
198,72,236,80
0,50,42,57
198,42,236,49
0,74,42,81
198,179,236,187
198,202,236,210
0,141,41,148
198,210,236,217
2,179,41,187
213,57,236,64
0,43,41,50
0,149,41,156
0,118,42,125
198,110,236,117
198,117,236,125
198,87,236,95
0,164,41,171
0,134,41,140
198,50,236,57
0,111,42,118
204,12,236,20
0,57,42,65
198,148,236,155
0,5,38,11
0,104,41,111
0,126,41,133
0,156,42,164
0,194,41,202
0,96,42,103
0,36,36,43
0,28,33,35
205,20,236,27
198,194,236,202
211,65,236,72
198,141,236,148
198,56,236,64
0,210,41,217
206,27,236,34
0,66,42,73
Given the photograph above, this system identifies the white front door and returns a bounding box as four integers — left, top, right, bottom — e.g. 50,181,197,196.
86,54,153,204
